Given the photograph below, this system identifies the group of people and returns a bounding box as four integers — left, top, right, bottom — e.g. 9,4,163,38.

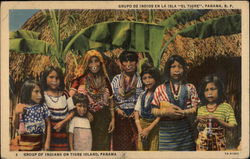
13,49,237,151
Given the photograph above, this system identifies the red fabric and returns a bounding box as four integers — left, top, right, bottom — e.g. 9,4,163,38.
113,113,138,151
70,75,113,96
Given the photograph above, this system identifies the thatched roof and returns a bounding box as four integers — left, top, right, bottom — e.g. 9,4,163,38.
10,9,241,87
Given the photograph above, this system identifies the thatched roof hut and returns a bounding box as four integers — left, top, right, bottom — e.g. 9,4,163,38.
10,9,241,85
9,9,241,148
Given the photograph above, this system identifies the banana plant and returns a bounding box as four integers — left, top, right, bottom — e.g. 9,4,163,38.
10,11,166,70
10,10,241,71
159,13,241,59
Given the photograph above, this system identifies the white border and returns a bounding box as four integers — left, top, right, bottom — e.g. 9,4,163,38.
1,1,249,159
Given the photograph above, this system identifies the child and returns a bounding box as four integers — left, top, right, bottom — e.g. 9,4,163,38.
151,55,200,151
134,66,161,151
69,93,92,151
40,66,74,151
14,80,51,151
196,75,237,151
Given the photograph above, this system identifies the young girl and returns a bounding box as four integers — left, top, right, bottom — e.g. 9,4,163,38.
196,75,237,151
40,66,74,151
151,55,200,151
69,93,92,151
134,66,161,151
14,80,51,151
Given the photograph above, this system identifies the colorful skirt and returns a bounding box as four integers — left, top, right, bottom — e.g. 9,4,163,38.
159,119,195,151
113,112,138,151
19,134,42,151
196,128,226,151
50,120,69,151
137,118,159,151
73,128,92,151
91,107,111,151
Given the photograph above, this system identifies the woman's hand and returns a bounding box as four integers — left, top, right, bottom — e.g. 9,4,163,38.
108,118,115,133
87,112,94,122
162,104,182,118
129,111,135,119
197,115,209,123
137,126,143,134
140,127,150,139
116,108,128,119
53,121,64,132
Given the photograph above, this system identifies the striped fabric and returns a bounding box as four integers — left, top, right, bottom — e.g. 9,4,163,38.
151,82,199,151
19,134,42,151
111,73,143,110
44,94,68,121
151,83,200,109
159,119,195,151
44,93,69,151
50,120,69,151
197,103,237,125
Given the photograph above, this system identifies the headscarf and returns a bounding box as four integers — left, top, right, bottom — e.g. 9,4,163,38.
74,50,109,80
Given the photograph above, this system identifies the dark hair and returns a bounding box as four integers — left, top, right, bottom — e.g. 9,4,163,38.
20,80,44,105
199,74,225,105
140,64,161,91
40,66,65,91
119,51,138,63
164,55,187,83
72,93,89,116
72,93,89,106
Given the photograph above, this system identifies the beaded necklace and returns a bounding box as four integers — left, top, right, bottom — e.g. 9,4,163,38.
170,81,181,100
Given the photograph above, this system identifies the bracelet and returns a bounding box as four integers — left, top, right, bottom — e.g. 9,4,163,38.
135,119,140,123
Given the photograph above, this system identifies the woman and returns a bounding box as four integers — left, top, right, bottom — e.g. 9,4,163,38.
111,51,143,150
69,50,115,151
151,55,200,151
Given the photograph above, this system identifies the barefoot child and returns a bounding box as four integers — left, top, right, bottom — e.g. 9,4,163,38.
14,80,51,151
196,75,237,151
40,66,74,151
69,93,92,151
134,66,161,151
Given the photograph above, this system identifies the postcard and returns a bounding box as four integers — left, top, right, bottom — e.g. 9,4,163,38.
1,1,249,159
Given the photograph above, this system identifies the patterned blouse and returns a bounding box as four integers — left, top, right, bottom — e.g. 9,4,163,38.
22,103,50,134
111,73,143,111
151,82,200,111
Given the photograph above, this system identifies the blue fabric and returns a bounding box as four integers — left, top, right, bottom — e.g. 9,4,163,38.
159,120,195,151
165,82,188,110
111,73,143,112
141,91,155,119
22,103,50,134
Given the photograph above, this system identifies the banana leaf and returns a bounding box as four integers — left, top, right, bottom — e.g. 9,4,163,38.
179,14,241,39
9,30,40,39
63,21,165,67
10,38,56,55
160,10,209,30
160,14,241,58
